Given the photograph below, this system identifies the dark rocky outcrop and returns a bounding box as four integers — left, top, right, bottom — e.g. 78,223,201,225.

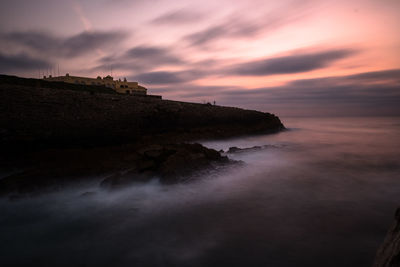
100,143,235,188
0,75,284,195
0,75,284,152
0,143,236,195
373,208,400,267
226,145,269,154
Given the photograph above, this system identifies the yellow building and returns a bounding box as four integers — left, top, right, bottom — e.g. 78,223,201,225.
43,73,147,95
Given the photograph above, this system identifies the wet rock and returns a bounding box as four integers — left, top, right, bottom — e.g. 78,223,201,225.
80,191,96,197
100,143,233,188
137,144,163,157
226,145,266,154
100,170,154,188
0,142,237,194
373,207,400,267
144,149,163,158
137,159,156,172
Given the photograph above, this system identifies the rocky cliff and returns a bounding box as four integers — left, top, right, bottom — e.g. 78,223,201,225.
0,76,284,152
0,75,284,195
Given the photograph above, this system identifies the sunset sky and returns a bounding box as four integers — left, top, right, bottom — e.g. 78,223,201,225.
1,0,399,116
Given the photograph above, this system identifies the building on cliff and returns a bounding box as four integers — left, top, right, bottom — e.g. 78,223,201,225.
43,74,147,95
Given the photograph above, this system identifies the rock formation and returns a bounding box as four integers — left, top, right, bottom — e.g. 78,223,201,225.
100,143,236,188
0,75,285,195
373,208,400,267
0,75,284,152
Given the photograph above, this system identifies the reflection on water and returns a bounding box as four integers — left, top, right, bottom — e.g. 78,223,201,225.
1,117,400,266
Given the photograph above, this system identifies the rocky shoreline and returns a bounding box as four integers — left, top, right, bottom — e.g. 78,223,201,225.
0,75,285,196
373,208,400,267
0,142,241,196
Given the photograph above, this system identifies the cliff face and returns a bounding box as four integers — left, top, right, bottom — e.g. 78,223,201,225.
373,208,400,267
0,76,284,195
0,80,284,151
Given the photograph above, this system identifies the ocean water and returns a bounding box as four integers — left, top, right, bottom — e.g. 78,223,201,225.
1,117,399,266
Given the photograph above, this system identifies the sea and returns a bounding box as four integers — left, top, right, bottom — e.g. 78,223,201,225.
1,116,399,266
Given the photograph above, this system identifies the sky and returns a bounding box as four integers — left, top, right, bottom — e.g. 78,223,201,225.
0,0,399,117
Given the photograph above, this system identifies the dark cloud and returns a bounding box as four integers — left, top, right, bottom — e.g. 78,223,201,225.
183,4,306,47
0,53,52,73
346,69,400,83
62,31,127,57
133,71,185,84
151,9,204,24
1,30,127,58
185,25,224,46
2,31,58,52
132,68,211,85
151,84,241,98
226,49,356,76
95,45,185,73
217,69,400,116
225,85,400,116
289,69,400,88
184,20,263,47
95,46,228,78
125,46,183,65
153,69,400,116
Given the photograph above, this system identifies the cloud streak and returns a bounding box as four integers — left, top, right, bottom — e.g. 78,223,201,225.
71,0,92,31
156,69,400,116
183,3,307,47
223,69,400,116
0,53,52,72
132,69,207,84
225,49,356,76
124,46,183,65
151,8,204,25
95,45,186,73
134,71,185,84
1,30,127,58
111,47,358,86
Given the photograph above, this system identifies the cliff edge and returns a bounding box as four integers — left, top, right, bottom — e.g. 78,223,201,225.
0,75,284,195
0,75,284,151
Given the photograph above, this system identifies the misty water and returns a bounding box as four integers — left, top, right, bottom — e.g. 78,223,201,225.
1,117,399,266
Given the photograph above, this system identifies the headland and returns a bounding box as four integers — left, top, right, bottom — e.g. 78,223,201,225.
0,74,285,195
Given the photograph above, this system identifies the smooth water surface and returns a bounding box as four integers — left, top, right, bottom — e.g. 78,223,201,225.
1,117,399,266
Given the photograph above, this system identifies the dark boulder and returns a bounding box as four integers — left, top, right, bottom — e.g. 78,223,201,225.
226,145,266,154
100,143,234,188
0,143,238,195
